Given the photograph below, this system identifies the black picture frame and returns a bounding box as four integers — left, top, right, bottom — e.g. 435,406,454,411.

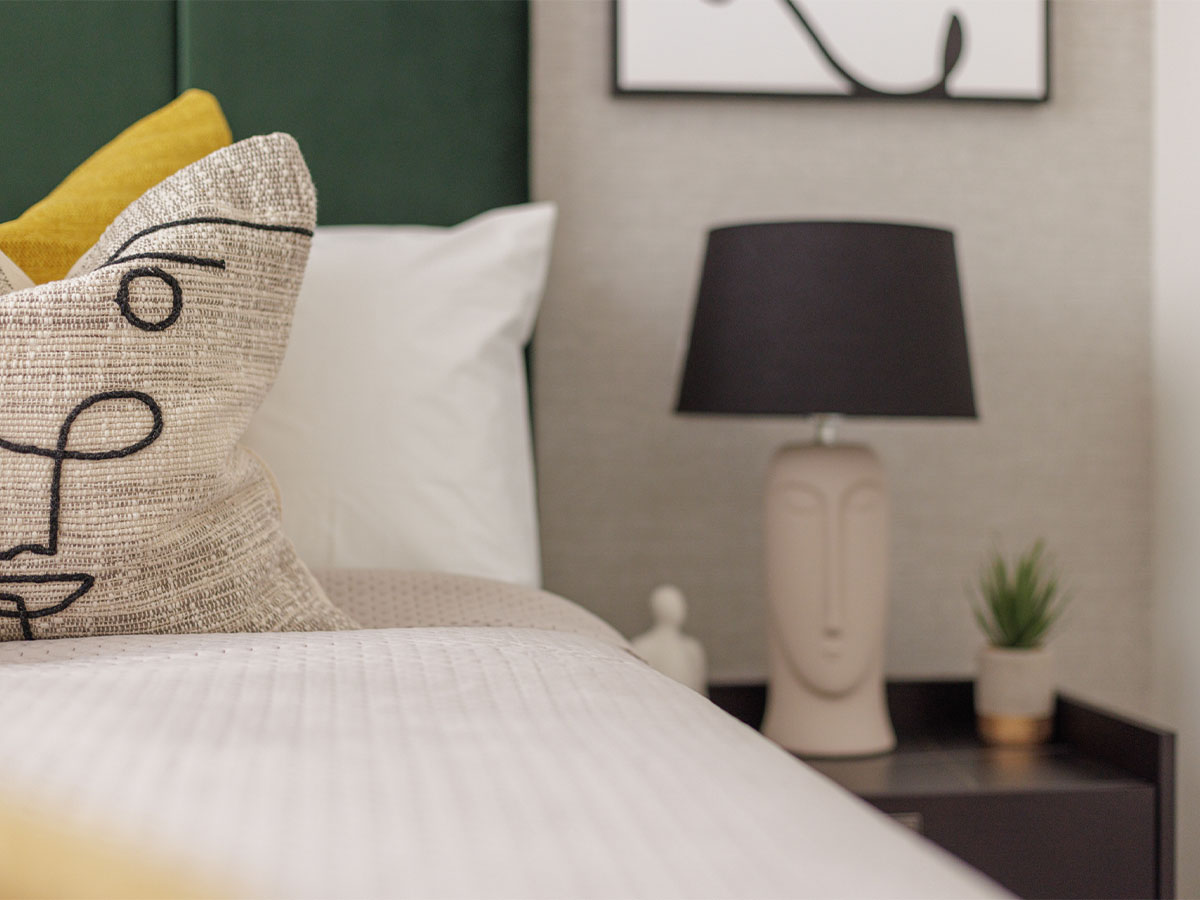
612,0,1051,104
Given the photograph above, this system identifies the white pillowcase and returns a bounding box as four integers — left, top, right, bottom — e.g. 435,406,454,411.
243,203,555,587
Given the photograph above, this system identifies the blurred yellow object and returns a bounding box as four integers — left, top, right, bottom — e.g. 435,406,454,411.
0,89,231,284
0,791,232,900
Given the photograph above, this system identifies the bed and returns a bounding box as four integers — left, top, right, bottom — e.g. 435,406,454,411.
0,573,1001,899
0,3,1004,897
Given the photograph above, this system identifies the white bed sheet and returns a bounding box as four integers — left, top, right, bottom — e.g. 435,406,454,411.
0,621,1002,899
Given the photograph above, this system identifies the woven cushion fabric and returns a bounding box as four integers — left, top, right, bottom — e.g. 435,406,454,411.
0,132,355,641
0,89,232,285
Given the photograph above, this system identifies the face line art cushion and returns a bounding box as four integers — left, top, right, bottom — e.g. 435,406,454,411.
0,132,355,640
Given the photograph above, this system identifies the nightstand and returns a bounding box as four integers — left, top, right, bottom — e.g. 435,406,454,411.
710,680,1175,900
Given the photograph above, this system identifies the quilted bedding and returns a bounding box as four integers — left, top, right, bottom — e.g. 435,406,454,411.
0,588,1002,899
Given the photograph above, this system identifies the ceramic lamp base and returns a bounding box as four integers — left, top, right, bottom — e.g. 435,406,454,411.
760,441,896,757
764,631,895,757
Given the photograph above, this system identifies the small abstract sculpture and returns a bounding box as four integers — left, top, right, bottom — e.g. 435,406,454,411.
631,585,708,695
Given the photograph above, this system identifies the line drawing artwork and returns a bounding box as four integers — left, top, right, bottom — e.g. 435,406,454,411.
615,0,1048,102
779,0,964,98
0,216,314,639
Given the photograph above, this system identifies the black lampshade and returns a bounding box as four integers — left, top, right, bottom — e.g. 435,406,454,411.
676,221,976,418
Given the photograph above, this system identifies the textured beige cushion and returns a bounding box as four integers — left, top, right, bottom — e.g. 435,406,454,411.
0,133,355,640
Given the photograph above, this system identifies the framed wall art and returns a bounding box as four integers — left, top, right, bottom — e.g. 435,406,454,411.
613,0,1050,102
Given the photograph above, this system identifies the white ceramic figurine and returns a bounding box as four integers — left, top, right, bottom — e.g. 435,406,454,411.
631,584,707,695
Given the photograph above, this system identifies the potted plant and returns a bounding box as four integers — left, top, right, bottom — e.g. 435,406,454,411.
970,540,1069,746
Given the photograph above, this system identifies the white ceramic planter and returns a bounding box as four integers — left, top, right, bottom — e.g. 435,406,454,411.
974,645,1055,745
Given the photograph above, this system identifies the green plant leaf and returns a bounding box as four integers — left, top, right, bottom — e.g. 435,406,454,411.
972,539,1068,648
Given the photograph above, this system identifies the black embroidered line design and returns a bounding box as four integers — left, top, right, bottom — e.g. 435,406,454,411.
0,391,162,639
779,0,965,100
0,574,95,641
115,267,184,331
102,216,314,268
98,216,313,331
103,252,227,271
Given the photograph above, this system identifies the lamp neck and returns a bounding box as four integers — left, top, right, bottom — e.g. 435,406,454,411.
813,414,840,446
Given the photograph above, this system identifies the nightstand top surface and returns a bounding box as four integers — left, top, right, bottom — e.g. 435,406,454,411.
806,740,1149,799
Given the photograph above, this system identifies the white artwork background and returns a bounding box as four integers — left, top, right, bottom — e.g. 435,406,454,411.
617,0,1047,99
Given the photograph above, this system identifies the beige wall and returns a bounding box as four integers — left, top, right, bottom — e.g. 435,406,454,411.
1153,1,1199,894
531,0,1153,702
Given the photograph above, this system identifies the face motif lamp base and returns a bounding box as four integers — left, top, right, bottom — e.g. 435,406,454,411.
761,441,896,757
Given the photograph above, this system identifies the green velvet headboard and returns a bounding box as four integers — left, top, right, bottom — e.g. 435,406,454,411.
0,0,529,225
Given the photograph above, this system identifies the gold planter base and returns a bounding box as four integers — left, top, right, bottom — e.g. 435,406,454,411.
977,714,1053,746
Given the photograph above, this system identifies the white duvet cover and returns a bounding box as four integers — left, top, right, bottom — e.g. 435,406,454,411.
0,611,1002,898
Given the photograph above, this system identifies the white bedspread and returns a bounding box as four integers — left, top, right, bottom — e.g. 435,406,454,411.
0,625,1001,899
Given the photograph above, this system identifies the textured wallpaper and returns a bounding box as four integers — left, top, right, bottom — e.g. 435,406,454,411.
531,0,1153,703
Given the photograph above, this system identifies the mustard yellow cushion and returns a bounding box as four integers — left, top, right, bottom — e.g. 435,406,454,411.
0,90,232,284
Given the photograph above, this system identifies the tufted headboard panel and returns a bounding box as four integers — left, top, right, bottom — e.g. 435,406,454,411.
0,0,529,225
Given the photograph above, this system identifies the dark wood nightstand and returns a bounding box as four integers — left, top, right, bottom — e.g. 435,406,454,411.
710,680,1175,900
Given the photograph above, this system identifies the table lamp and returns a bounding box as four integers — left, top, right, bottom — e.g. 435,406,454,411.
676,221,976,757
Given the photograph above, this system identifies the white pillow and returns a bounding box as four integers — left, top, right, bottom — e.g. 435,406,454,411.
243,203,554,587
